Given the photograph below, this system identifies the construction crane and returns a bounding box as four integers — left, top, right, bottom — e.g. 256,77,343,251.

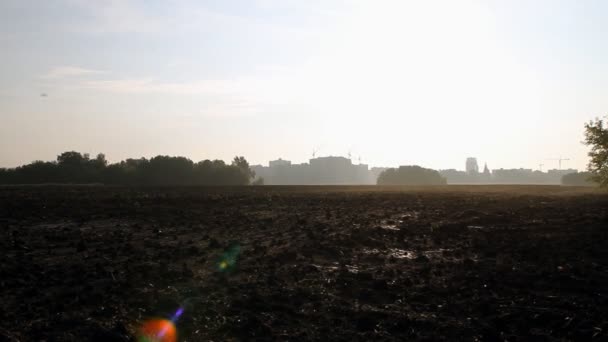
547,157,570,170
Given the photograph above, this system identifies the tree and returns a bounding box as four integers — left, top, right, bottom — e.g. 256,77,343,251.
15,161,58,183
232,156,255,183
56,151,90,183
142,156,194,185
584,117,608,188
57,151,88,166
93,153,108,168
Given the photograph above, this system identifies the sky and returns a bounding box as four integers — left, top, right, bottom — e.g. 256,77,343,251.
1,0,607,171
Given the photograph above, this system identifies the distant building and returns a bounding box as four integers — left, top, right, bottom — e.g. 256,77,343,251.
439,169,470,184
253,156,375,185
354,163,374,184
492,168,536,184
309,156,369,185
269,158,291,167
466,157,479,174
490,168,576,184
547,169,578,184
483,163,490,175
547,169,577,177
370,167,389,184
254,156,578,185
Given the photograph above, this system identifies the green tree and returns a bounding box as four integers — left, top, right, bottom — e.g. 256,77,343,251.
584,117,608,188
57,151,88,166
56,151,90,183
93,153,108,168
232,156,255,183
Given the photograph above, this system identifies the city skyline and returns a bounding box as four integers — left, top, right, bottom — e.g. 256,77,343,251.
0,149,582,174
252,155,580,185
255,155,578,173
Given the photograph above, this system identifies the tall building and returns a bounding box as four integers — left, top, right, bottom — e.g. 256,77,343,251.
466,157,479,174
483,163,490,175
309,156,356,184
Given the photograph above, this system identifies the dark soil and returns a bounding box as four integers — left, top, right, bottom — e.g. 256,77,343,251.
1,185,608,341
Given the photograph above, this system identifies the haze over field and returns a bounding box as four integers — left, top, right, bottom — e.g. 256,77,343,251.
1,0,607,171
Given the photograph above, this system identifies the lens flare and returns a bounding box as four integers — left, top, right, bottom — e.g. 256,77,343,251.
139,319,177,342
216,244,241,272
171,307,184,322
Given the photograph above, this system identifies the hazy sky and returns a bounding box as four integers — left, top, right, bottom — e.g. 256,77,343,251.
1,0,606,171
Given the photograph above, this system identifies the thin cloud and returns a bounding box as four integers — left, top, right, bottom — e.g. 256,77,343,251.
62,72,299,119
41,66,105,79
65,0,161,34
64,0,327,39
80,78,249,95
78,73,297,103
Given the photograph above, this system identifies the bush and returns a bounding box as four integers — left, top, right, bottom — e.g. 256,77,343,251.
561,172,598,187
377,165,447,185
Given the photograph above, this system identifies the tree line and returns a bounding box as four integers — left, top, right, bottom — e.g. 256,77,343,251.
0,152,256,185
1,115,605,187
